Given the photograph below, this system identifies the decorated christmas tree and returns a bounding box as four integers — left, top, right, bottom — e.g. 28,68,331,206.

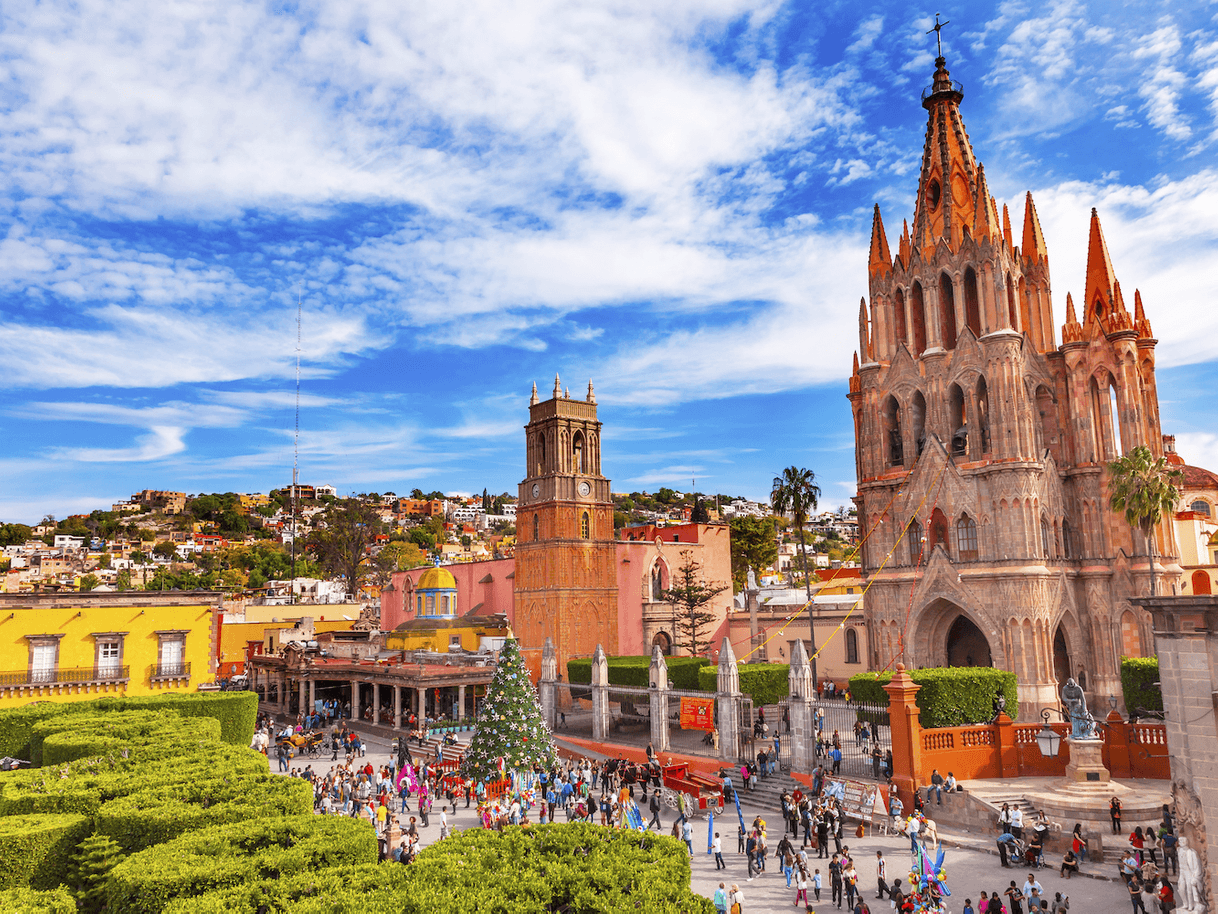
461,638,558,782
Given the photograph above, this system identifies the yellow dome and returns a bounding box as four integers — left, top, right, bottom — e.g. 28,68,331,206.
417,566,457,591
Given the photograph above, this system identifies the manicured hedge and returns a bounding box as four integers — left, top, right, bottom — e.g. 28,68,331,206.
106,815,377,914
97,773,314,853
1121,656,1163,714
0,743,270,818
0,691,256,760
849,667,1019,727
0,813,91,890
162,824,715,914
566,655,710,690
31,710,222,766
696,662,790,706
0,886,76,913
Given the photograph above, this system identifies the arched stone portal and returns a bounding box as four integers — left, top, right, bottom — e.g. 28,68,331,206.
946,614,992,667
1052,625,1071,686
652,631,672,656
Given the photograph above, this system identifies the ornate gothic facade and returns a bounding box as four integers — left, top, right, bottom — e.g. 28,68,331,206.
849,56,1179,712
513,376,619,678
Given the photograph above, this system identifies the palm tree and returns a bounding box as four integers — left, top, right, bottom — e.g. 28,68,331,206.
771,466,822,684
1107,445,1182,596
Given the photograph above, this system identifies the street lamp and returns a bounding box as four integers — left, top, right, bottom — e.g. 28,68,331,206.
1035,709,1062,758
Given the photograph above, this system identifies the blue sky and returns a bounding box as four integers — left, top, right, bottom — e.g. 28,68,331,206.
3,0,1218,523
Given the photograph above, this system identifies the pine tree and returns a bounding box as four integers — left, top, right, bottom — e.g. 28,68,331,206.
660,549,729,656
460,638,558,783
69,833,123,913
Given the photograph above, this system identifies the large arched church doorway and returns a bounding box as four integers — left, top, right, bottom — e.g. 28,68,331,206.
946,614,992,667
652,631,672,656
1052,625,1071,686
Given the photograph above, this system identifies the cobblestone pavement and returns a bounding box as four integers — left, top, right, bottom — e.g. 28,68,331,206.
268,720,1135,912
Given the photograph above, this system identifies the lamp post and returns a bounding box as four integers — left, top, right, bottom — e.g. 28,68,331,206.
1035,709,1062,758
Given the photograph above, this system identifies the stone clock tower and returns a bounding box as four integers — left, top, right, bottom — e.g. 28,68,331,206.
514,375,619,681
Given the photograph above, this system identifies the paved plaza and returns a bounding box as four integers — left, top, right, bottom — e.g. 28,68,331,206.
270,722,1140,912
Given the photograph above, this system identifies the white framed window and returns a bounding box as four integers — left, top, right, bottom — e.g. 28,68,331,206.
30,640,58,683
154,631,188,678
92,631,127,680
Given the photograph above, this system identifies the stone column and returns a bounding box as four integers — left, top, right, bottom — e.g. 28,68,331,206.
716,637,742,763
308,679,316,712
278,674,287,713
457,685,466,721
393,684,402,730
373,682,381,725
538,638,558,730
649,644,670,754
788,639,816,773
421,688,430,722
590,643,610,742
298,679,306,715
351,680,360,722
882,663,923,812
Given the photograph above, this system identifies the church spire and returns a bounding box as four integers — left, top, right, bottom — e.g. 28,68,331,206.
1062,292,1084,344
1002,203,1013,251
912,54,978,252
869,205,892,277
1134,289,1154,339
1021,192,1049,264
530,382,539,406
1084,208,1118,327
867,205,896,277
553,373,562,399
972,164,1000,242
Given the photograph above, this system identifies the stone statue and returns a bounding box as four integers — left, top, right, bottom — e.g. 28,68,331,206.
1061,678,1098,740
1178,836,1206,913
747,566,757,591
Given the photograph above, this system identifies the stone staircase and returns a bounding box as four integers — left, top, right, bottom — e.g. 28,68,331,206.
727,770,803,818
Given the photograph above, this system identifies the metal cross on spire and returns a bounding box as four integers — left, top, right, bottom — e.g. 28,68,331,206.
927,13,949,58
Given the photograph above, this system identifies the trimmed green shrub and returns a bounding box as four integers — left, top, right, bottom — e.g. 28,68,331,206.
0,745,270,818
0,813,91,890
106,815,377,914
567,655,710,691
163,824,715,914
67,833,124,914
1121,656,1163,714
849,667,1019,727
0,886,76,913
0,692,256,761
696,662,790,705
31,710,221,766
97,773,314,852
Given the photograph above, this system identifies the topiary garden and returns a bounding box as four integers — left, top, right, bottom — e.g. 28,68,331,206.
0,685,714,912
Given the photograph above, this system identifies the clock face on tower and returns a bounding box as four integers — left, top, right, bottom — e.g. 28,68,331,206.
578,481,590,497
531,483,540,498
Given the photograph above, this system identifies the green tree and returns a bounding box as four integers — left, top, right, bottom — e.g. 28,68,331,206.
115,569,132,591
729,516,778,591
771,465,822,682
78,573,100,592
152,541,178,560
98,552,112,570
306,498,384,596
1108,444,1183,596
690,494,710,523
460,639,558,782
68,832,124,914
0,523,33,546
408,527,436,550
660,550,729,657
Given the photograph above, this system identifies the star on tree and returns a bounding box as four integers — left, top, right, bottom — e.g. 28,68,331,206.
461,638,558,783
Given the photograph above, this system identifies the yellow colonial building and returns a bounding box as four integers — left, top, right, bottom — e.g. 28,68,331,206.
0,591,218,706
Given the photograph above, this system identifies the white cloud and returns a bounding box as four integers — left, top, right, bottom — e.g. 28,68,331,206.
51,426,188,463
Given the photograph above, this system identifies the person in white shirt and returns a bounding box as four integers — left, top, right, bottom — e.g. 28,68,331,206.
1011,806,1024,839
439,807,449,839
944,772,958,792
1023,875,1043,900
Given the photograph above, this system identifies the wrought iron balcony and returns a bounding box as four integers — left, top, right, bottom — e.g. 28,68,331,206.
151,661,191,680
0,666,130,687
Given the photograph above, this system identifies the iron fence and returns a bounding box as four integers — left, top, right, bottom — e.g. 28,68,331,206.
151,661,191,680
814,696,891,780
0,666,130,687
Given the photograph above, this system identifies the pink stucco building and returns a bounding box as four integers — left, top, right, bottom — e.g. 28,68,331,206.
380,522,733,672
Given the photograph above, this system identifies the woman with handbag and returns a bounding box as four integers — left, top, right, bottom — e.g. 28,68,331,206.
727,883,745,914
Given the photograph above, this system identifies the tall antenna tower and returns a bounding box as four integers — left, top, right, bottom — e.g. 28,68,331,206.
290,287,302,605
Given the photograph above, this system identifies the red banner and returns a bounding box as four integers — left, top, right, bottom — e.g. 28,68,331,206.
679,697,715,731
